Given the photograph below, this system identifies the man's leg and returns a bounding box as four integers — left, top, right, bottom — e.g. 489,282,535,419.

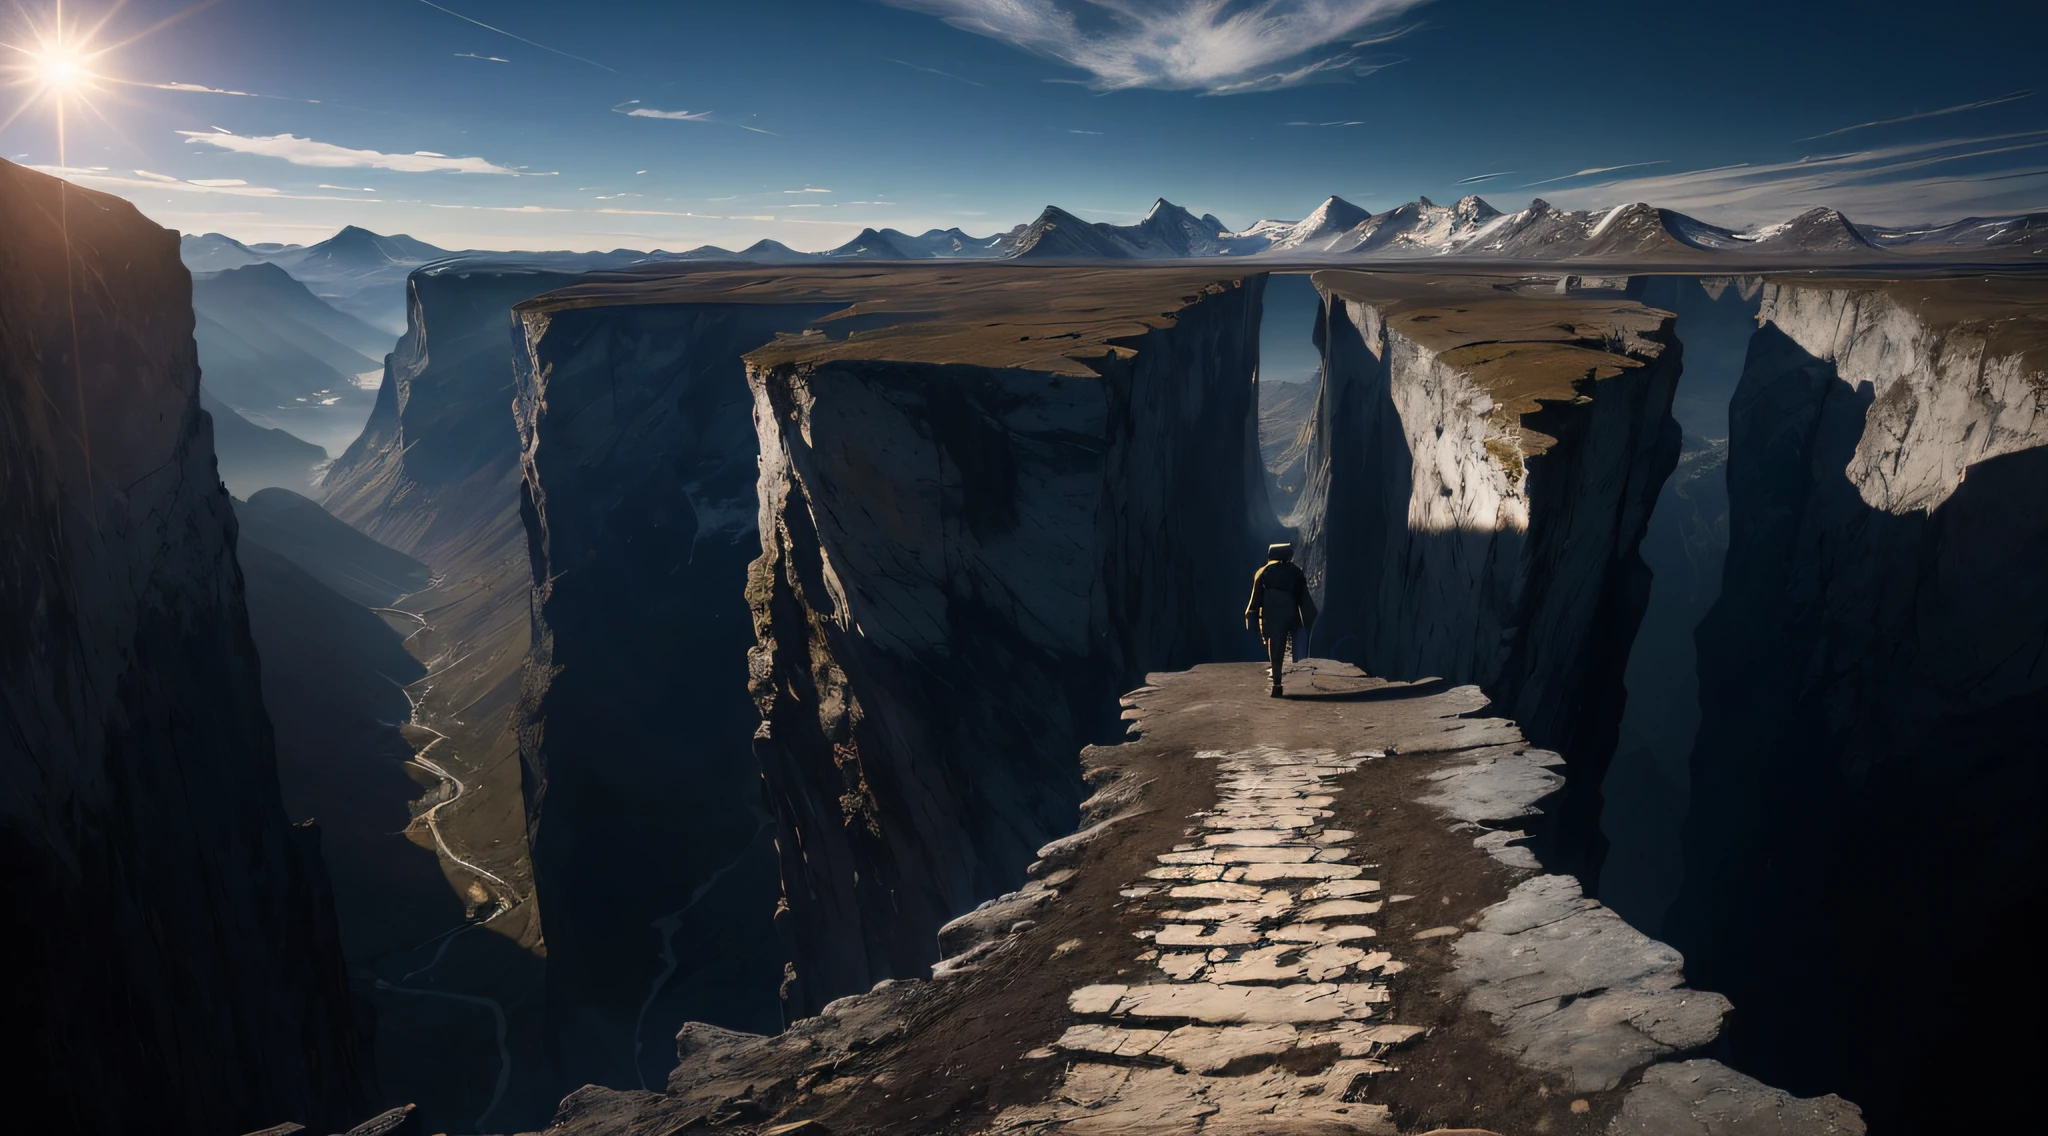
1267,633,1286,694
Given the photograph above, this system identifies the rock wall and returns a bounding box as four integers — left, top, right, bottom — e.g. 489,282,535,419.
513,298,843,1092
1668,279,2048,1130
1292,277,1682,883
0,159,371,1133
747,278,1271,1016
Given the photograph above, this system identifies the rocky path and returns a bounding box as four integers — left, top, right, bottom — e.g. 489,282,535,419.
539,661,1865,1136
992,743,1419,1133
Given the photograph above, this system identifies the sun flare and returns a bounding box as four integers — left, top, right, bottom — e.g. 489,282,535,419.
34,46,89,91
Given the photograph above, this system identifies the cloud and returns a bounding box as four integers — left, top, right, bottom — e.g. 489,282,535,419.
1455,171,1512,184
35,166,377,201
455,52,511,63
427,203,572,213
415,0,616,72
880,0,1429,93
1799,90,2033,142
1287,119,1367,127
317,184,379,191
1538,131,2048,226
143,81,322,103
785,187,831,193
1069,128,1104,134
613,101,714,121
1523,160,1668,187
882,57,984,86
179,130,526,174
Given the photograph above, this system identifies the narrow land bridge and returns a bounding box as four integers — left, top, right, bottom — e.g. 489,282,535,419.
539,662,1865,1136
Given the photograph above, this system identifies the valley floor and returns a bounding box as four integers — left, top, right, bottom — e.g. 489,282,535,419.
534,662,1860,1136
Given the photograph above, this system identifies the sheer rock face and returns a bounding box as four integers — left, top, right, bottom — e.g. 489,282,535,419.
1291,274,1682,880
747,279,1271,1016
0,159,370,1133
1670,279,2048,1128
512,299,843,1090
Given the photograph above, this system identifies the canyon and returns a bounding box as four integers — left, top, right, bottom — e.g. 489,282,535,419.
6,149,2044,1134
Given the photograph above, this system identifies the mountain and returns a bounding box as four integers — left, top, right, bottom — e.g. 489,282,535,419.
825,226,1000,259
233,487,432,608
1747,207,1874,254
1867,211,2048,252
273,225,452,273
190,261,386,457
202,388,329,497
268,226,457,334
194,261,396,367
1237,196,1372,255
180,231,268,272
1010,198,1239,259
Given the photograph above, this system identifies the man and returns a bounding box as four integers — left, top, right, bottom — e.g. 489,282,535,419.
1245,543,1317,697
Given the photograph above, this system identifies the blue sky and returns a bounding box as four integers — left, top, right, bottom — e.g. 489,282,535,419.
5,0,2044,251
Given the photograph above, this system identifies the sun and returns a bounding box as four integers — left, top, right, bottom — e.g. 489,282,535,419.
33,45,90,92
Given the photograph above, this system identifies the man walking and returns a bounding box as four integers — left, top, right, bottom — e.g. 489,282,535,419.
1245,543,1316,697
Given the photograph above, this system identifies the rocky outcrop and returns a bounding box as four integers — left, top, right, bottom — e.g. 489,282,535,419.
746,275,1271,1016
1668,278,2048,1130
0,158,371,1132
512,296,844,1091
1291,272,1682,884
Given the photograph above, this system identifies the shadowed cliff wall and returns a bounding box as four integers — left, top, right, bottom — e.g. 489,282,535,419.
514,299,844,1092
1668,280,2048,1131
0,158,371,1135
747,278,1271,1016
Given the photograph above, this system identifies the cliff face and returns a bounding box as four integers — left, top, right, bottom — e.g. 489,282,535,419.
747,277,1270,1016
512,298,844,1092
0,160,370,1132
1291,274,1682,883
1668,278,2048,1130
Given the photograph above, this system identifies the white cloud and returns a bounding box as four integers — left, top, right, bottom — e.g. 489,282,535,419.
455,52,511,63
35,166,376,201
1799,90,2032,142
147,81,322,104
880,0,1427,93
178,130,525,174
785,187,832,193
612,101,713,121
1523,161,1667,188
1539,131,2048,226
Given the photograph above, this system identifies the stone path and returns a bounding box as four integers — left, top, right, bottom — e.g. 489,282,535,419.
991,744,1422,1134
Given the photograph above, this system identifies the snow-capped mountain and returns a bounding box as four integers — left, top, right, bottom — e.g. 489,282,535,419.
1231,196,1373,255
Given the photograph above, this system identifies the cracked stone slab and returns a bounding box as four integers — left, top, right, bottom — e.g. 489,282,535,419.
1149,1023,1302,1073
1108,981,1389,1024
1451,875,1732,1091
1609,1060,1867,1135
1237,862,1364,881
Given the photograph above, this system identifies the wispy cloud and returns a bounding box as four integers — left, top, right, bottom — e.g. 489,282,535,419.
612,101,779,134
882,57,984,86
414,0,616,72
880,0,1429,93
784,187,832,193
1523,160,1668,188
317,184,379,191
179,129,527,174
1287,119,1367,127
455,52,510,63
1539,130,2048,226
613,101,714,121
1069,128,1104,134
1456,171,1512,184
142,80,323,103
1798,90,2033,142
35,165,377,201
